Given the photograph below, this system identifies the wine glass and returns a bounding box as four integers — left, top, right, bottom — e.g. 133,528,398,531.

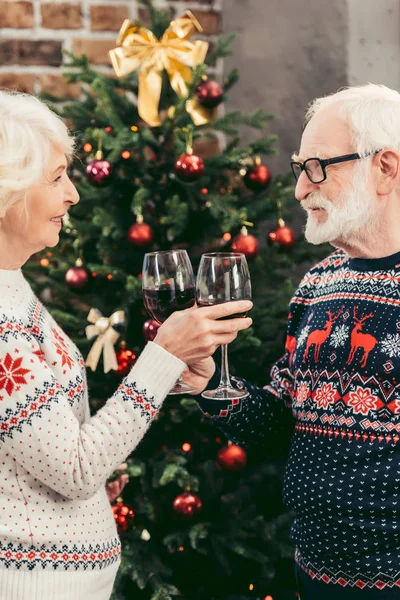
142,249,200,395
196,252,252,400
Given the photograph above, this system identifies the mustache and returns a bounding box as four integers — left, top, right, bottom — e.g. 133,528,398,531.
301,194,331,212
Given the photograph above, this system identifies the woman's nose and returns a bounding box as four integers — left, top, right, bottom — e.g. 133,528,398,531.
64,177,80,205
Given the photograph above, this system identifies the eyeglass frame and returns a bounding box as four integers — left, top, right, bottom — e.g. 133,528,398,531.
290,150,381,184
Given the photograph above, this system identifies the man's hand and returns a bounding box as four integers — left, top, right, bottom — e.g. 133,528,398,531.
106,463,129,503
106,474,129,503
181,356,216,393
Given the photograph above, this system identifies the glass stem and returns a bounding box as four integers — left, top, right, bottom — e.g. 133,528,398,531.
219,344,231,388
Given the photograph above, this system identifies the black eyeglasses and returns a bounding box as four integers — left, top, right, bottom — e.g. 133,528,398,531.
291,150,380,184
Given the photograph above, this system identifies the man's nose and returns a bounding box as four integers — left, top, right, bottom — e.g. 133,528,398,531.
295,171,319,201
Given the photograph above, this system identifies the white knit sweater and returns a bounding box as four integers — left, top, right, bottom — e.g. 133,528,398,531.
0,269,185,599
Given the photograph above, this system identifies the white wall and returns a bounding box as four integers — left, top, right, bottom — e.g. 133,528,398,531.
223,0,348,174
347,0,400,90
225,0,400,174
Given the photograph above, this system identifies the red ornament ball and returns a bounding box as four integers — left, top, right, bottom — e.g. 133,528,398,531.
172,492,202,520
86,159,113,186
243,164,271,192
112,499,135,533
113,346,137,376
143,319,161,342
268,224,295,247
174,153,205,183
216,443,247,472
231,230,260,259
127,222,154,247
65,266,89,290
195,79,224,109
104,126,113,134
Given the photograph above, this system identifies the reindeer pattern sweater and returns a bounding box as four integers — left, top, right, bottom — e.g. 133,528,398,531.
199,249,400,592
0,269,185,600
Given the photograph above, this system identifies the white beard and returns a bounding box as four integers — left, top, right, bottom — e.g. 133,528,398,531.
302,165,382,246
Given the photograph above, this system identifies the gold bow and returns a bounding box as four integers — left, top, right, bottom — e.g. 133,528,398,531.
85,308,125,373
108,12,209,127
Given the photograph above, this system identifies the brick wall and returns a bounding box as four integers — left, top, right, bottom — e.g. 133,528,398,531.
0,0,222,98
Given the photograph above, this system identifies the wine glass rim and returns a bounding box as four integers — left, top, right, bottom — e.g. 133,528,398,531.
201,252,245,258
144,249,188,257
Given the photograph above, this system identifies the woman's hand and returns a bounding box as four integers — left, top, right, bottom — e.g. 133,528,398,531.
153,301,253,365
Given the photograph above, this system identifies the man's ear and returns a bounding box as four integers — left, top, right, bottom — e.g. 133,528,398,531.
376,150,400,196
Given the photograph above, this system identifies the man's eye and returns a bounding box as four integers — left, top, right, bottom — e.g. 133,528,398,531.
54,176,62,182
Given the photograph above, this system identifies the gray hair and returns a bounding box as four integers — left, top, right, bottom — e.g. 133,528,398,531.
0,89,76,217
305,83,400,157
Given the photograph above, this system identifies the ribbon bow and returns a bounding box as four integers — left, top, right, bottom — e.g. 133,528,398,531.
85,308,125,373
108,11,209,127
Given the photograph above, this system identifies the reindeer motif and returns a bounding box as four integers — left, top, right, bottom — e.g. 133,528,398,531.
347,307,378,368
285,335,297,366
303,306,344,363
284,313,297,366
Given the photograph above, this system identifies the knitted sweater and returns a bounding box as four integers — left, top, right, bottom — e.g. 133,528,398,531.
0,269,185,599
199,248,400,592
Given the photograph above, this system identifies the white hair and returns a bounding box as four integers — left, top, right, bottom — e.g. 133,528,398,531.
0,89,76,217
305,83,400,157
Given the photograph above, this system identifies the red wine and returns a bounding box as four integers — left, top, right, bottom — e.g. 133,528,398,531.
143,286,195,323
197,299,248,320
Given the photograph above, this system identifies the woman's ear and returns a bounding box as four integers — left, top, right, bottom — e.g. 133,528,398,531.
376,150,400,196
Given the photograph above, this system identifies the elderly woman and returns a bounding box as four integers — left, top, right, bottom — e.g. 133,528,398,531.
0,90,252,600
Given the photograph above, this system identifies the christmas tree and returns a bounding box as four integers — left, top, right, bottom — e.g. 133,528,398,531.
24,2,329,598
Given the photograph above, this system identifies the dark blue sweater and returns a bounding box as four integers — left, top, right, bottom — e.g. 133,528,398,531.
198,249,400,592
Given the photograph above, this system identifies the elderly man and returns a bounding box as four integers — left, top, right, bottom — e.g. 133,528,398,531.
186,83,400,599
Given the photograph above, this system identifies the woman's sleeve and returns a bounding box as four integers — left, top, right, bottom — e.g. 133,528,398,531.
0,329,185,501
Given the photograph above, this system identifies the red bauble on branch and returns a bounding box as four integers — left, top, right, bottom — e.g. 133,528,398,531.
268,219,295,248
128,216,154,247
242,157,271,192
143,319,161,342
195,79,224,109
174,152,205,183
216,443,247,472
86,151,113,186
231,226,260,259
65,259,90,290
172,492,202,520
113,342,137,376
112,498,135,533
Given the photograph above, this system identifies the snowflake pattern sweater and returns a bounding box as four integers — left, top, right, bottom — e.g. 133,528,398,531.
198,249,400,593
0,269,185,599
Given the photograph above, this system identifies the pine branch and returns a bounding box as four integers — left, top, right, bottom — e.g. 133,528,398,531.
205,193,246,232
206,33,236,66
210,109,274,135
159,195,189,241
61,50,100,84
90,78,126,129
204,137,277,170
138,0,172,38
223,67,240,93
150,584,182,599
